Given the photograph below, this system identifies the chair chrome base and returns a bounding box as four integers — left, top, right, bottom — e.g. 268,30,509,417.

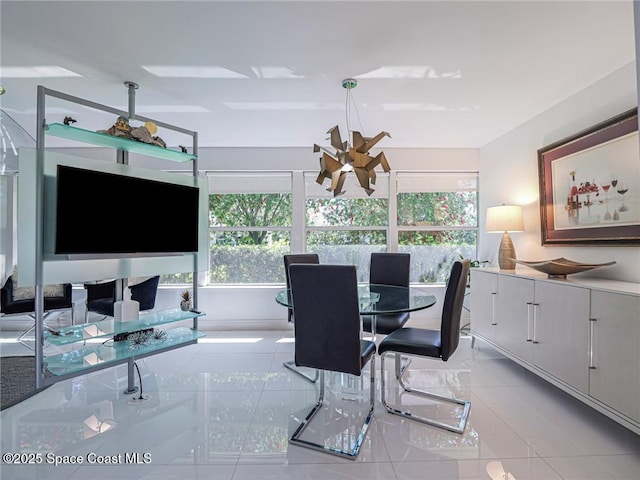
381,351,470,434
290,362,375,460
283,360,319,383
16,311,59,350
396,353,412,378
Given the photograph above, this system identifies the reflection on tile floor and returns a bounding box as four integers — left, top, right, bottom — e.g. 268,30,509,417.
1,329,639,479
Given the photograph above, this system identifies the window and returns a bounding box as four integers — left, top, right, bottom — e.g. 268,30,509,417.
305,173,388,281
208,173,292,283
199,170,478,286
397,172,478,283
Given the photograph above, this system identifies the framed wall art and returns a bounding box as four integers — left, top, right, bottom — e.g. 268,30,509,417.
538,108,640,246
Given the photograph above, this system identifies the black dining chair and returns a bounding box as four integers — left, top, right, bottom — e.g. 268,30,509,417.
378,259,471,434
362,252,411,337
288,263,376,460
362,252,412,378
282,253,320,383
283,254,319,323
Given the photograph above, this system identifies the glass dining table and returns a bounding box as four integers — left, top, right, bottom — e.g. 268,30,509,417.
275,283,437,318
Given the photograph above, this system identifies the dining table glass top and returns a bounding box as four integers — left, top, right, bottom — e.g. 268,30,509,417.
275,283,436,315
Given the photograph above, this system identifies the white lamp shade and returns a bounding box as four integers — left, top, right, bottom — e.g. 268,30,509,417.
486,205,524,232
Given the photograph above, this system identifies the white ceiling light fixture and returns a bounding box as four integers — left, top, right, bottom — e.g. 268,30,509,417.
313,78,391,197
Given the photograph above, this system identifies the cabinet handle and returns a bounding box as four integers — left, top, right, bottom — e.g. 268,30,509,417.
532,303,539,344
589,318,597,370
491,292,497,325
526,302,533,342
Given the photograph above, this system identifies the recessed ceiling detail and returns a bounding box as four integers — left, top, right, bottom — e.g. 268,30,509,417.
0,66,82,78
142,66,248,78
355,66,462,79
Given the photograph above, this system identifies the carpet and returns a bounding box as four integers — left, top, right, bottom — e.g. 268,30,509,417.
1,356,49,410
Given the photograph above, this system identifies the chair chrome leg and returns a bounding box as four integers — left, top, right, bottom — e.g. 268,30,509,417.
283,359,319,383
19,312,54,350
289,360,375,460
381,352,470,434
396,353,412,379
17,324,36,350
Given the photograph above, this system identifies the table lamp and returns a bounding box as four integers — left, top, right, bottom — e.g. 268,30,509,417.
486,205,524,270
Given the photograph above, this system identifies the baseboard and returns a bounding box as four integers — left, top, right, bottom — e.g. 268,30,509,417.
198,318,292,331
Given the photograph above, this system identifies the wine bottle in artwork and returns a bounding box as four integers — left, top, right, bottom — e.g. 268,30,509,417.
566,171,579,221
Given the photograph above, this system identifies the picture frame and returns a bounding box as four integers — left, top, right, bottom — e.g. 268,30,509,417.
538,108,640,246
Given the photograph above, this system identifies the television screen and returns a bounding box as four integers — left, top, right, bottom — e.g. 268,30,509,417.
55,164,199,255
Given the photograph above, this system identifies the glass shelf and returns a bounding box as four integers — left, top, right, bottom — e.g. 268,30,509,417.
45,308,204,346
45,123,197,163
45,327,205,377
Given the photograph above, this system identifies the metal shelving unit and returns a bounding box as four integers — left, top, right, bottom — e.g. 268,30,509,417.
31,83,201,390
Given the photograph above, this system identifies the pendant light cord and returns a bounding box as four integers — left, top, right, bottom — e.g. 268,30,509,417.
344,84,365,147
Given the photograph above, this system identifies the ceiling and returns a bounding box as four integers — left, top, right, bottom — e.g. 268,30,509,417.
0,1,636,150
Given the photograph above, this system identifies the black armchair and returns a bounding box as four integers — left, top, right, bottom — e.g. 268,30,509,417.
1,274,73,346
84,276,160,322
129,276,160,311
84,280,116,321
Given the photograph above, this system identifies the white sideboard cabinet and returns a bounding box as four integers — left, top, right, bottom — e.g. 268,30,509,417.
589,290,640,423
470,268,640,435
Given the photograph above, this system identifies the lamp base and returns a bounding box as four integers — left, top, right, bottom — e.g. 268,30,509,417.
498,232,516,270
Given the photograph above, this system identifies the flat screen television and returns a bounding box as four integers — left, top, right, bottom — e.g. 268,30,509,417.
55,164,199,256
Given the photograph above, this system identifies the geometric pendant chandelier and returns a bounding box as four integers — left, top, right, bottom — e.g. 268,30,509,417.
313,78,391,197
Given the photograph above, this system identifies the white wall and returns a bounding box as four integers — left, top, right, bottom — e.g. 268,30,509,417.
478,62,640,283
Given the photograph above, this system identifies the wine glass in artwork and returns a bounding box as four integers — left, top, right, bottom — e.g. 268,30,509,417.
611,173,619,190
600,178,611,203
617,182,629,212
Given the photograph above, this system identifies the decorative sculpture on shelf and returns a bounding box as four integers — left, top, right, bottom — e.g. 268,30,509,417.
313,78,391,197
97,116,167,148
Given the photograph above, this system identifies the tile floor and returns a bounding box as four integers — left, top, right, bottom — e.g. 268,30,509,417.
1,325,639,480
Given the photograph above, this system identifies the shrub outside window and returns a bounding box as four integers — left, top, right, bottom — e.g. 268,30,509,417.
397,173,478,283
208,173,292,284
305,173,388,281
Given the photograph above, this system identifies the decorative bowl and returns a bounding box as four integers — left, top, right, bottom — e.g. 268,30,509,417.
511,257,616,278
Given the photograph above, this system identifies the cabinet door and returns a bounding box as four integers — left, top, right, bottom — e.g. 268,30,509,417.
589,291,640,422
533,281,590,393
496,275,534,362
470,270,498,341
